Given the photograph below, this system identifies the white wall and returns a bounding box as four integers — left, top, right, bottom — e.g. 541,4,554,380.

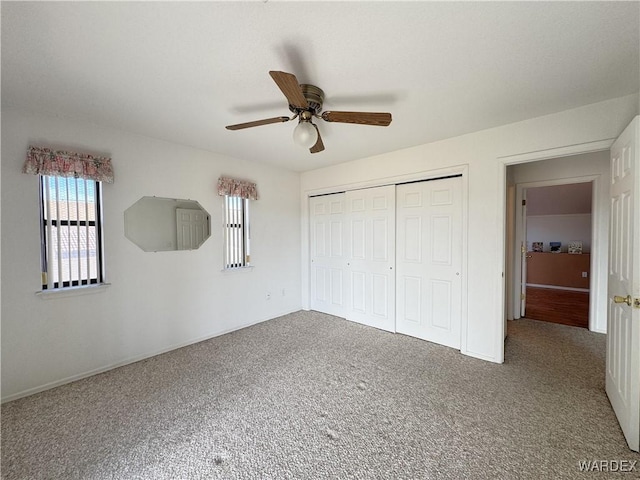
510,151,609,332
301,94,638,363
527,214,592,253
1,108,302,402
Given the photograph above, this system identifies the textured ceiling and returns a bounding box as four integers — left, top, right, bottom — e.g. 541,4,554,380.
2,1,639,172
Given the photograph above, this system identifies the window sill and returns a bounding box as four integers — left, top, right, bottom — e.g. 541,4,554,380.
221,266,254,274
36,283,111,299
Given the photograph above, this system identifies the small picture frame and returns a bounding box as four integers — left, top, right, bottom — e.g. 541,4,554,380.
550,242,562,253
568,241,583,254
532,242,543,252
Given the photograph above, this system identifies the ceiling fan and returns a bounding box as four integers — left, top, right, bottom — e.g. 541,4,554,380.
225,71,392,154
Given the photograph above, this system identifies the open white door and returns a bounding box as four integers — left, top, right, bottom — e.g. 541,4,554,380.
606,116,640,451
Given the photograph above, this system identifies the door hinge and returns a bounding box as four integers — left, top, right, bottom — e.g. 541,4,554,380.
41,272,47,285
521,293,525,300
522,199,526,206
521,244,526,254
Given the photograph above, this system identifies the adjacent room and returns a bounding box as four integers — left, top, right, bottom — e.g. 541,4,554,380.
2,2,639,478
522,181,593,328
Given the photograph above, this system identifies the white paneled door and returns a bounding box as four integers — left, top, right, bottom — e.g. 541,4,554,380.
606,116,640,452
345,185,396,332
176,208,209,250
396,177,463,349
310,193,348,318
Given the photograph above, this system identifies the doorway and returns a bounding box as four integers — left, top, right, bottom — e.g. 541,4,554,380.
520,182,593,328
504,149,611,334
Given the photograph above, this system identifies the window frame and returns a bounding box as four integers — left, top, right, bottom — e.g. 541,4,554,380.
223,195,251,270
39,175,105,290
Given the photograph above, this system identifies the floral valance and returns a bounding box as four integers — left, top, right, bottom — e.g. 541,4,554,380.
23,146,114,183
217,176,258,200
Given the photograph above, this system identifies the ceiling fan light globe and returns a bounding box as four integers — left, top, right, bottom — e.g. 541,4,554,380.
293,121,318,148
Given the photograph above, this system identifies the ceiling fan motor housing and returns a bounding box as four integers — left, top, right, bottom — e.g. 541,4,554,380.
289,84,324,115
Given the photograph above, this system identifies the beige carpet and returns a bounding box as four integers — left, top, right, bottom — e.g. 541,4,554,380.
2,311,638,479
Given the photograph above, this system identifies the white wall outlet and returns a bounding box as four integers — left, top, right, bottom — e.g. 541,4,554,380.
582,272,588,278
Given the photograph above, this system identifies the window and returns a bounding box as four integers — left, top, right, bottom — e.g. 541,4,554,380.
223,195,250,269
217,176,256,269
40,175,104,289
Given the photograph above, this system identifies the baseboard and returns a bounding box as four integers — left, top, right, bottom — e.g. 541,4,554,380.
1,308,301,404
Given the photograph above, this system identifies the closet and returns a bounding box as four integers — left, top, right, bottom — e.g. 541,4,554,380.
310,176,463,349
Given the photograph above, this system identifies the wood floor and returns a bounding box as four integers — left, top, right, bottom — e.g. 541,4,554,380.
524,286,590,328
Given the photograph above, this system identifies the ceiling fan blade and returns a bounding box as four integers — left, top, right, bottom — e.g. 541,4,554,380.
226,116,290,130
310,124,325,154
321,111,392,126
269,71,308,109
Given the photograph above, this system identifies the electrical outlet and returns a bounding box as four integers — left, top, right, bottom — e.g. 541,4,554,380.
582,272,588,278
266,292,271,300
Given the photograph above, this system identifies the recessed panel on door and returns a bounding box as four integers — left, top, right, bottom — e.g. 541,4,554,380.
372,218,388,261
431,188,452,206
351,198,365,212
330,221,343,257
314,267,327,303
314,222,326,257
330,199,343,214
402,276,421,323
372,274,388,318
404,191,422,207
403,217,422,263
330,268,343,307
351,271,367,313
373,194,388,210
430,280,452,330
431,215,452,265
351,219,366,259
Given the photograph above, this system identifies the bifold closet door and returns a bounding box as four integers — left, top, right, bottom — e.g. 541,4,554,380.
310,193,348,318
396,177,463,348
345,185,396,332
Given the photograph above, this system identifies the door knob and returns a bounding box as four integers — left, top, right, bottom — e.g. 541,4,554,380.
613,295,632,306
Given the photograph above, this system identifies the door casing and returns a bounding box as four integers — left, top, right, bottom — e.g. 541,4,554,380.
498,139,615,359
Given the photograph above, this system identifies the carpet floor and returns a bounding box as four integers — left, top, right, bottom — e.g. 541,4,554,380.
2,311,638,479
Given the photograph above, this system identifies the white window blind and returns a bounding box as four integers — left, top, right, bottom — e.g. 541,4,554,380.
224,195,250,269
40,175,104,289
